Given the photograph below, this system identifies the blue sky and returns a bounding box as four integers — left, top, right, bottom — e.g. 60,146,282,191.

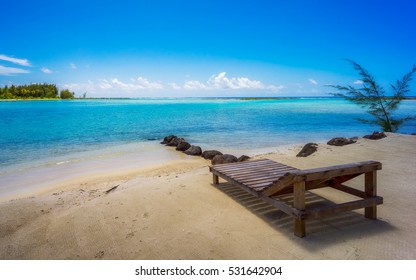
1,0,415,97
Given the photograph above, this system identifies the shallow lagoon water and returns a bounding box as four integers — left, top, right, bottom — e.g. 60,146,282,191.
1,97,415,169
0,97,415,198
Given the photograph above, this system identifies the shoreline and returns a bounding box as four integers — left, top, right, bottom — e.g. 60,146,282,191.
0,141,187,202
1,133,416,259
2,96,416,101
0,139,307,202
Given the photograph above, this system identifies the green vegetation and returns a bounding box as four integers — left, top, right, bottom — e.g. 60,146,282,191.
0,83,59,99
0,83,75,100
59,89,75,99
330,59,416,132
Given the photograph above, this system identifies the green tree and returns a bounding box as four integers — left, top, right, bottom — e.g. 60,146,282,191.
60,89,75,99
330,59,416,132
0,86,12,99
0,83,59,99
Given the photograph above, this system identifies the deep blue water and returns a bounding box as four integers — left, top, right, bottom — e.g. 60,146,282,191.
1,98,415,168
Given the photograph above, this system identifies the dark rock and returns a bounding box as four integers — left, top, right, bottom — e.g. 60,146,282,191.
201,150,223,160
237,155,250,162
161,135,177,144
296,143,318,157
184,145,202,156
327,137,357,146
176,141,191,151
211,154,238,165
363,131,387,140
166,137,184,147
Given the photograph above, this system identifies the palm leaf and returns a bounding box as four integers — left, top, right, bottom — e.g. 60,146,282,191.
329,60,416,132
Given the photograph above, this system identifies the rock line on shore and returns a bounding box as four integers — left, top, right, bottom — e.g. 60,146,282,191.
160,131,388,160
160,135,249,164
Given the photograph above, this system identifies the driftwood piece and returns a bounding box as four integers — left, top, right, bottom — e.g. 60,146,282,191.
105,185,119,194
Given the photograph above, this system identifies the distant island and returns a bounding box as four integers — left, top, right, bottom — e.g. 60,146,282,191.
0,83,75,100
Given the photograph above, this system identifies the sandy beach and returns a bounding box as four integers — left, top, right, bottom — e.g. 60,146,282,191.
1,133,415,260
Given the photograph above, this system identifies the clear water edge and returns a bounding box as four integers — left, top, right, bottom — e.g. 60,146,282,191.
1,97,415,198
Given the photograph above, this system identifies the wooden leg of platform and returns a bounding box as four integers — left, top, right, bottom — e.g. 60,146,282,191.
293,181,306,237
294,219,305,238
213,174,219,184
365,171,377,219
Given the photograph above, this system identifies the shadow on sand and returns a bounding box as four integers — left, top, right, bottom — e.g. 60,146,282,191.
214,182,395,251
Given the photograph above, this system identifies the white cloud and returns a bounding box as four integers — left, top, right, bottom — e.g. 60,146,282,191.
111,78,132,90
0,54,31,76
308,78,318,85
136,77,164,90
181,72,284,93
267,85,285,92
69,63,77,69
41,67,53,74
0,65,30,75
98,79,113,89
183,80,208,90
58,73,285,97
353,80,364,85
99,77,165,91
62,77,165,96
61,80,96,93
62,83,81,91
208,72,265,90
0,54,31,67
170,83,181,90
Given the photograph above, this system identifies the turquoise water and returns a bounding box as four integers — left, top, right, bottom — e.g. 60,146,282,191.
1,98,415,169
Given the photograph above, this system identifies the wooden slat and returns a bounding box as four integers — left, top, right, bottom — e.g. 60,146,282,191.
248,178,291,188
240,180,276,187
211,169,264,196
212,159,277,170
260,195,303,218
212,160,298,194
230,171,293,184
226,165,296,176
212,165,293,194
214,161,296,173
261,173,297,196
214,165,279,173
212,158,269,166
223,167,296,179
215,160,293,169
216,166,296,177
304,196,383,219
295,161,382,181
226,173,289,183
269,187,294,197
331,184,367,198
214,161,283,171
305,173,361,190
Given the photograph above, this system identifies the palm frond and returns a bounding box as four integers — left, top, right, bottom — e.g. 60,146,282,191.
388,65,416,112
345,59,386,99
329,60,415,132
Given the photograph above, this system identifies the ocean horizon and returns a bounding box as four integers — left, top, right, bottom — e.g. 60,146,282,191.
1,97,415,172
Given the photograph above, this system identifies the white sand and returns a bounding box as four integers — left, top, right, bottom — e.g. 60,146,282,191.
0,133,415,259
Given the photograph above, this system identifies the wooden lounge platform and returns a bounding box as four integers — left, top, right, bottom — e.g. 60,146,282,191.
209,159,383,237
